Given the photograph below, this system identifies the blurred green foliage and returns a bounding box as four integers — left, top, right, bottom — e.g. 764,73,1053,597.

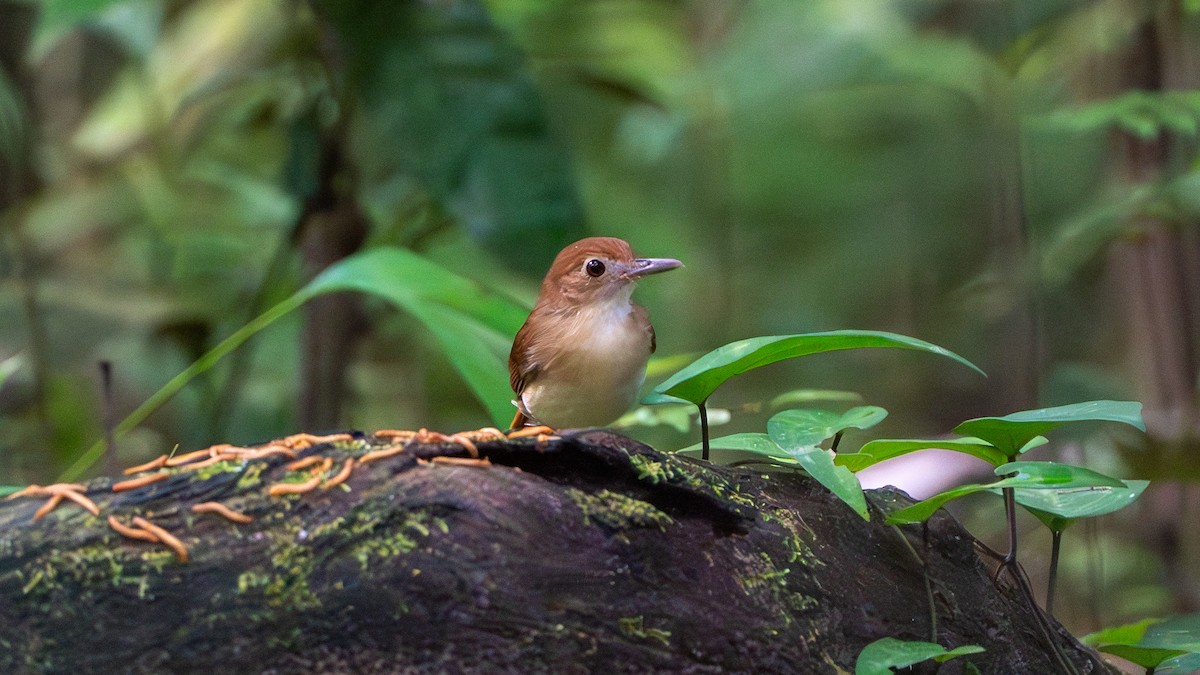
2,0,1199,639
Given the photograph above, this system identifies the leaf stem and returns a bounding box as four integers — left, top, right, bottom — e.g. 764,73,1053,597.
99,361,118,476
1004,485,1018,564
1047,530,1062,615
699,401,710,461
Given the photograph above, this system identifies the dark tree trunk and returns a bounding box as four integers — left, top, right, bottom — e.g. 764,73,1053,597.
1104,4,1200,614
296,140,368,431
0,430,1114,673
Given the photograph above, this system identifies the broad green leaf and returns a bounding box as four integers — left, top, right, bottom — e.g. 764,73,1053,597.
300,247,527,425
997,461,1126,488
767,406,887,449
1160,653,1200,673
1013,480,1149,532
679,433,786,458
769,389,864,409
1143,614,1200,652
855,637,985,675
640,391,691,406
1084,612,1200,662
1094,644,1188,669
653,330,985,405
837,437,1009,472
315,0,587,272
886,462,1127,525
787,446,870,520
1017,435,1050,454
60,247,527,481
36,0,130,48
952,401,1145,457
1083,618,1161,646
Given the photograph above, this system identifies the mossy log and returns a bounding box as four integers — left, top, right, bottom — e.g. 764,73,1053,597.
0,429,1114,674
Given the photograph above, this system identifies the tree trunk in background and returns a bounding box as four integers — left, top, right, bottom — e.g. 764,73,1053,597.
0,430,1117,674
0,2,50,444
1104,4,1200,613
297,141,368,431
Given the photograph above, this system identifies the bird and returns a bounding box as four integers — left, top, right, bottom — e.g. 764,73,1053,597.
508,237,682,430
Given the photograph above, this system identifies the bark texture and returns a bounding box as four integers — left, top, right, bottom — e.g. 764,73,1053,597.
0,430,1115,674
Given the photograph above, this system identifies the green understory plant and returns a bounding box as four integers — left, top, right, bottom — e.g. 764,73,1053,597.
854,637,984,675
648,330,986,460
1010,480,1149,614
679,405,889,520
1083,614,1200,674
837,401,1145,572
656,357,1149,671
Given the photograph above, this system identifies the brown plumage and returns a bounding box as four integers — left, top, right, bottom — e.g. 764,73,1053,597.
508,237,681,429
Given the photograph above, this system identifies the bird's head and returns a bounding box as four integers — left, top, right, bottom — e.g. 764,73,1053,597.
537,237,682,308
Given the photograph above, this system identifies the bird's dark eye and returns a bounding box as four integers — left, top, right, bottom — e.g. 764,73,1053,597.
585,259,606,277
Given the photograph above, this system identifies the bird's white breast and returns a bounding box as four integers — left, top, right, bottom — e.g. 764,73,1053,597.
521,296,652,428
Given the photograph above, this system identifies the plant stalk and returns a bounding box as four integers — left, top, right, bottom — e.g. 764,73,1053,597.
699,401,710,461
1047,529,1062,615
99,361,118,477
1004,486,1018,565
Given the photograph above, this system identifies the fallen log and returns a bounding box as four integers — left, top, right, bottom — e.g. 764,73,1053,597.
0,429,1114,673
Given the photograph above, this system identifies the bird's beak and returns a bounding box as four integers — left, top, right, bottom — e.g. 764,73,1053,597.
625,258,683,280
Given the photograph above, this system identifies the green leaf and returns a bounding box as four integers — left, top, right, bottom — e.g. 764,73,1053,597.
789,446,870,520
997,461,1126,487
300,247,527,425
1083,617,1162,646
767,409,881,520
1160,653,1200,673
0,486,21,498
1013,479,1149,532
886,462,1127,525
315,0,587,271
1087,613,1200,670
1017,435,1050,454
652,330,985,405
767,406,887,449
855,637,985,675
640,391,692,406
679,432,787,458
37,0,128,41
1144,614,1200,652
60,247,527,482
952,401,1145,457
769,389,864,409
1083,618,1194,669
837,437,1009,472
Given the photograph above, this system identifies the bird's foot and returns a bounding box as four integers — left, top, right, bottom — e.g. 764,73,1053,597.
505,425,557,439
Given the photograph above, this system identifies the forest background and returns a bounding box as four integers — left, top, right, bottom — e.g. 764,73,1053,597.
0,0,1197,642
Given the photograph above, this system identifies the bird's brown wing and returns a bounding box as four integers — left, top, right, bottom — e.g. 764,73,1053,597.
508,317,540,396
633,304,656,353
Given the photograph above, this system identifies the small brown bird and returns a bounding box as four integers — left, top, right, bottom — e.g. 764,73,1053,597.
508,237,682,429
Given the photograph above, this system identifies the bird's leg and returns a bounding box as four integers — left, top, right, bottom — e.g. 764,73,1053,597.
506,425,556,439
508,409,528,431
